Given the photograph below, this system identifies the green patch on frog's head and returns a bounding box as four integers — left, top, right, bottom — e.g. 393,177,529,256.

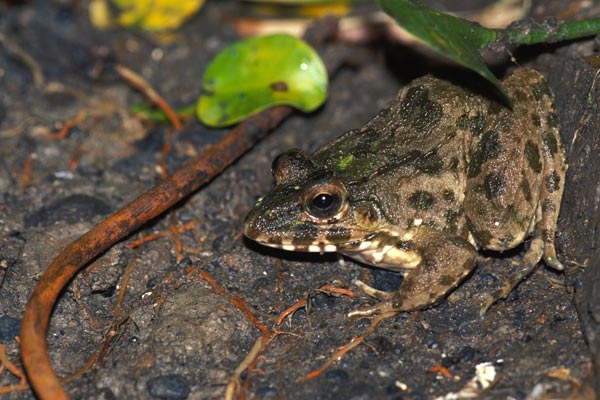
244,158,387,253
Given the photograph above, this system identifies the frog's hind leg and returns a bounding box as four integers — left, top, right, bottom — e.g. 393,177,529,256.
480,234,545,315
349,228,477,318
538,119,566,272
465,70,566,314
481,103,566,314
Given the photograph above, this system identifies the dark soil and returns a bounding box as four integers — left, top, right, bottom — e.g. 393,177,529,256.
1,1,600,399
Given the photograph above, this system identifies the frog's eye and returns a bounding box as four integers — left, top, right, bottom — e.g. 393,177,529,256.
312,193,334,210
304,184,347,220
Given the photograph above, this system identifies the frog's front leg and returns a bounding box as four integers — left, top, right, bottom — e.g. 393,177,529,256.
346,227,477,318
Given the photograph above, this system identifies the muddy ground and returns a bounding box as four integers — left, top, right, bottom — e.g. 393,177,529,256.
1,1,600,399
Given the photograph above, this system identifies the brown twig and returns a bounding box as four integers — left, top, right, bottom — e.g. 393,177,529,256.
127,221,197,249
0,343,26,385
115,64,183,130
0,33,44,89
198,268,274,400
45,111,86,140
225,335,267,400
300,314,387,381
69,145,84,172
19,154,34,190
168,214,185,263
318,283,356,298
429,364,453,378
276,298,308,326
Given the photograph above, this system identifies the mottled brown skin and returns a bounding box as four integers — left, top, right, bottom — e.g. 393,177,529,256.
244,68,566,317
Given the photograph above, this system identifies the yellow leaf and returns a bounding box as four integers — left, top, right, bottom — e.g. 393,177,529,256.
114,0,205,31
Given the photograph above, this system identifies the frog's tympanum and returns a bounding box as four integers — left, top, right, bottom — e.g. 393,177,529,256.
244,68,566,317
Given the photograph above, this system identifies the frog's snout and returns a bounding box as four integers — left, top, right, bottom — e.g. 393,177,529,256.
243,204,288,242
242,208,262,240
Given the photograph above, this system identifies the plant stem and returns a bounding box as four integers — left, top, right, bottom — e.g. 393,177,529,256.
502,18,600,46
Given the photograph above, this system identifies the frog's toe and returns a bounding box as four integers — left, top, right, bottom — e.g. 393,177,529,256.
480,295,497,316
480,279,518,316
348,304,381,318
348,280,402,318
352,279,396,301
543,254,564,271
347,300,401,318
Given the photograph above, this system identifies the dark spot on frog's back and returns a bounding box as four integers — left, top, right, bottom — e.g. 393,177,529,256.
407,190,436,211
525,140,542,173
467,130,501,178
448,157,459,173
547,112,559,128
442,189,454,202
400,86,442,133
513,90,529,103
531,113,541,127
542,199,555,213
545,171,561,193
543,131,558,155
457,113,485,137
532,80,552,101
483,172,506,199
444,209,459,233
520,179,532,202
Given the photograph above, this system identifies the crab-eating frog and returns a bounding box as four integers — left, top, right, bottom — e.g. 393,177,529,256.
243,68,566,317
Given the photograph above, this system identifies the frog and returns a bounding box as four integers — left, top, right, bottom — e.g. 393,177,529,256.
243,68,566,317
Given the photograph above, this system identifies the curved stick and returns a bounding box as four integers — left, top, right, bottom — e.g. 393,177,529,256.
20,106,293,399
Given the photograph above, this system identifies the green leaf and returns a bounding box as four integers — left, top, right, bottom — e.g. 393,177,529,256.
197,33,328,127
378,0,600,103
377,0,504,97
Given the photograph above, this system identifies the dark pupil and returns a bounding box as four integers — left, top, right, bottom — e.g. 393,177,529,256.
312,193,334,210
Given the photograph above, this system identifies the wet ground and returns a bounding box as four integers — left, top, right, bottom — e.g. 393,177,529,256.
1,1,600,399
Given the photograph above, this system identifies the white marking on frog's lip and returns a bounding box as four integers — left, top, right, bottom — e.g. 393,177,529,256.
324,244,337,252
258,239,338,253
413,218,423,226
308,244,337,252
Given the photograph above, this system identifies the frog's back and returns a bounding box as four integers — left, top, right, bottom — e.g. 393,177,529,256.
312,75,487,234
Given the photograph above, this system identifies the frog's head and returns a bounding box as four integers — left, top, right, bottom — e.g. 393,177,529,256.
244,149,386,253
